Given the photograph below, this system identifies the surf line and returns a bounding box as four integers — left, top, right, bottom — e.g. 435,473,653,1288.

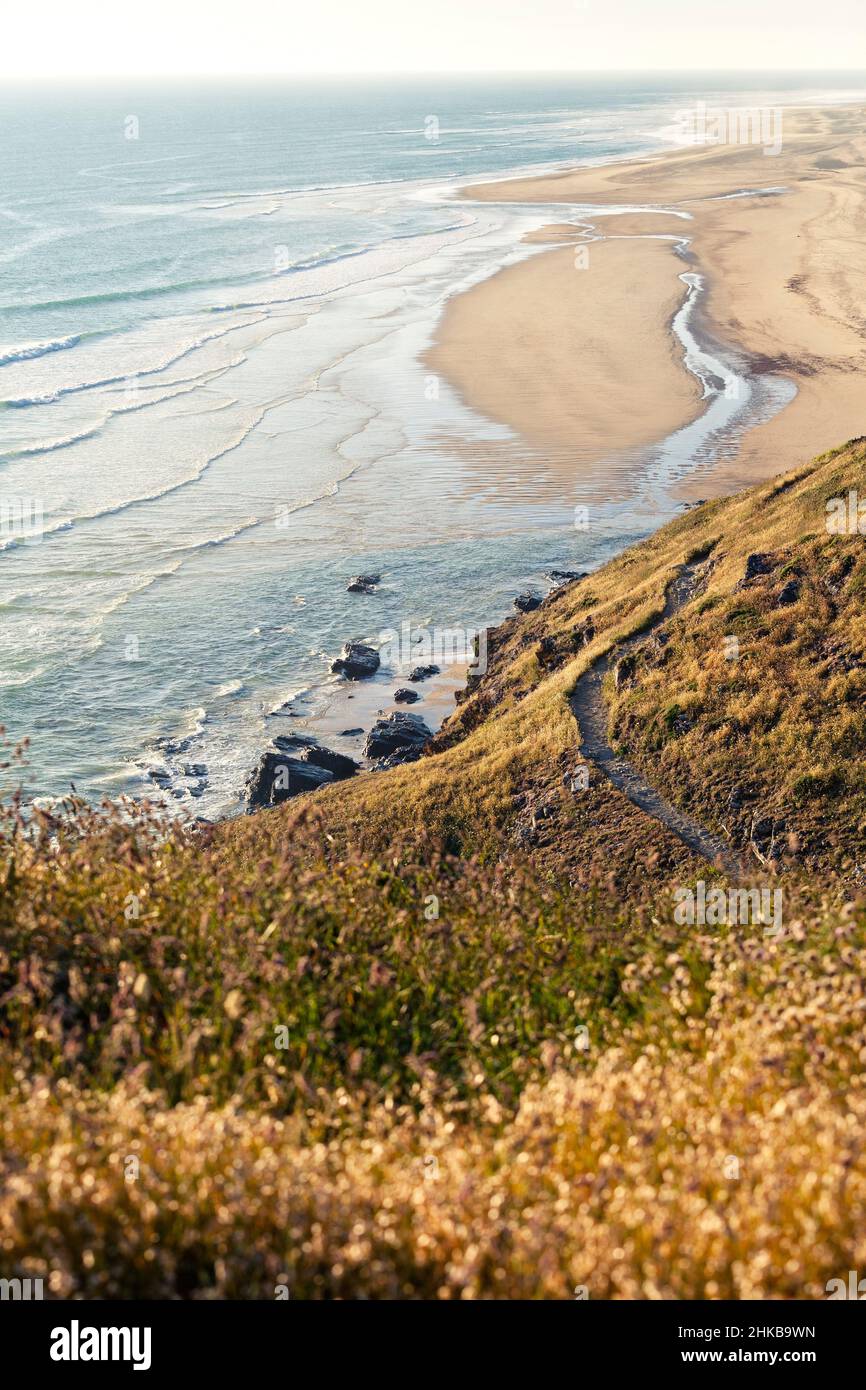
638,246,796,509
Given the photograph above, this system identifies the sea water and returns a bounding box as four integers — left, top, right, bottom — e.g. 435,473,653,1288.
0,73,861,814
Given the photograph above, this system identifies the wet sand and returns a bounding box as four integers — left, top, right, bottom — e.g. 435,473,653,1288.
426,235,703,460
437,102,866,498
267,663,467,768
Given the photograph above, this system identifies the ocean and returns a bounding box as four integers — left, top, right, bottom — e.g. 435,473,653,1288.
0,72,862,815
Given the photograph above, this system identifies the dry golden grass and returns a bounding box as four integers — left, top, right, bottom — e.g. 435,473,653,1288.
3,893,865,1299
606,444,866,880
3,438,866,1299
219,436,866,886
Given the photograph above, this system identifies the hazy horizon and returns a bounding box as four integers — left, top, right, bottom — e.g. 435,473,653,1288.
3,1,864,79
4,68,866,83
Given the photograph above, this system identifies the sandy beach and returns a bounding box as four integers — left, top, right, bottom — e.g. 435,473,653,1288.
426,234,702,464
431,102,866,500
274,660,467,760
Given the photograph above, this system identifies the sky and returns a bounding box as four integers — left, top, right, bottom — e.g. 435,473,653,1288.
1,0,864,79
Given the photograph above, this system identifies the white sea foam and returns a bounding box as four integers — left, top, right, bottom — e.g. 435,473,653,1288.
1,76,847,812
0,333,83,365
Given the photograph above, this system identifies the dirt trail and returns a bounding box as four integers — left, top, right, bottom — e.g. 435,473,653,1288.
569,564,742,876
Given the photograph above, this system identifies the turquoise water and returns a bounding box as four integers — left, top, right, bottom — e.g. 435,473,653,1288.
0,74,862,812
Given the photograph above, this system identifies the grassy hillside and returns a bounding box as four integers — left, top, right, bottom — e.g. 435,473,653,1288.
221,436,866,886
1,438,865,1299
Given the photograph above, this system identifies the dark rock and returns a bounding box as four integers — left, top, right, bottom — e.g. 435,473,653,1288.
749,812,786,865
536,635,560,671
571,618,595,649
363,711,432,762
376,745,426,769
346,573,381,593
742,553,774,583
331,641,380,680
245,753,333,810
394,687,420,704
299,745,359,780
513,794,558,846
272,733,318,752
536,620,596,672
183,763,208,778
776,579,801,606
614,653,636,690
271,733,358,779
727,785,751,810
155,735,192,756
409,664,440,682
752,815,778,843
815,638,859,674
147,768,171,783
514,591,542,613
547,570,587,585
340,727,364,737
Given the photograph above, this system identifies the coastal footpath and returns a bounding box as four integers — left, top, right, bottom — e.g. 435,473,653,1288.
2,435,865,1298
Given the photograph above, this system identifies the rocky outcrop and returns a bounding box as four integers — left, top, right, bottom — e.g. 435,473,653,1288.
736,553,774,590
273,733,318,752
514,591,542,613
300,745,359,779
363,711,432,764
245,753,334,810
776,578,800,606
535,635,560,672
547,570,587,585
613,653,636,690
409,664,439,682
394,688,420,704
272,733,359,779
346,574,381,594
331,642,380,680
